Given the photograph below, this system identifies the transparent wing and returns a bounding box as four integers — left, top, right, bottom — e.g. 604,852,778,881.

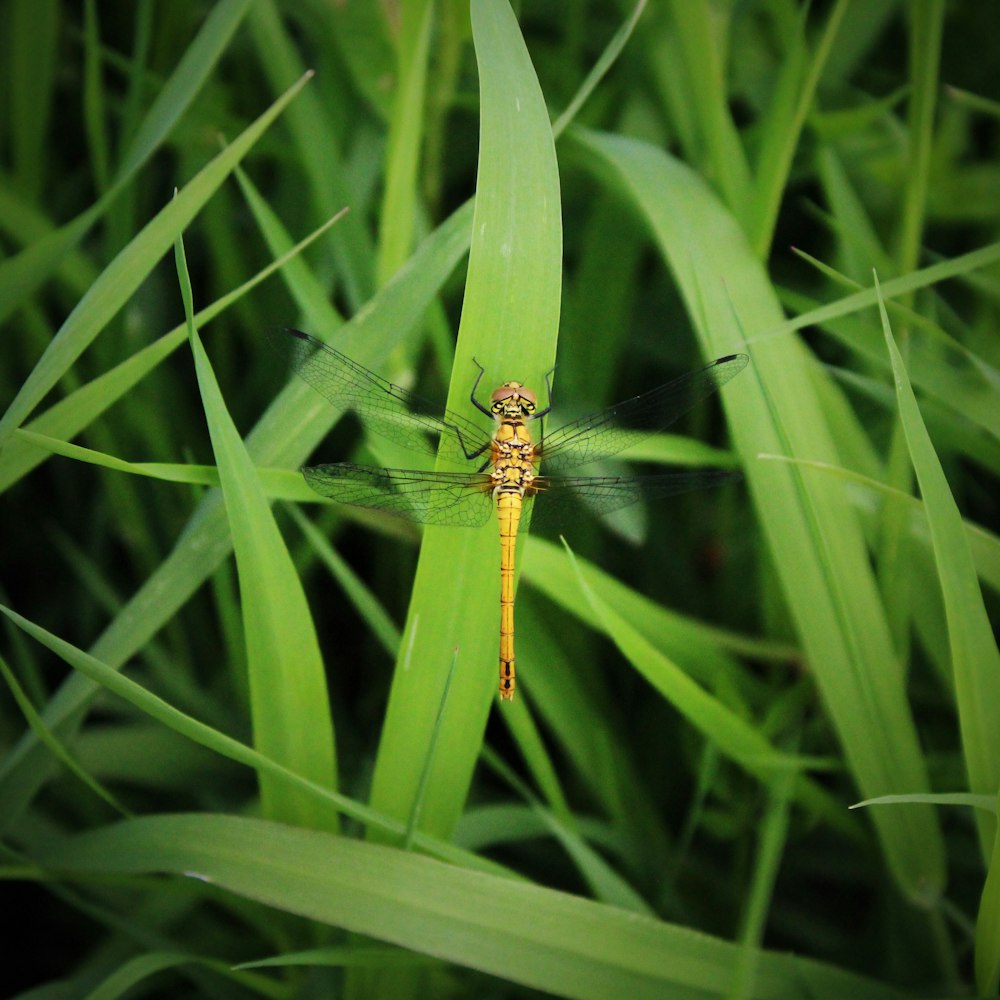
539,353,748,474
302,463,495,527
270,328,492,466
529,468,743,530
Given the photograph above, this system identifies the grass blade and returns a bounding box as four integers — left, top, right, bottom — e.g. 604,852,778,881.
40,812,909,1000
876,274,1000,859
177,233,337,829
0,71,314,449
574,128,946,902
367,0,562,839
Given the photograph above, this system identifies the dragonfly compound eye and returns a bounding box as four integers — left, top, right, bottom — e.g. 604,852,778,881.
492,382,537,417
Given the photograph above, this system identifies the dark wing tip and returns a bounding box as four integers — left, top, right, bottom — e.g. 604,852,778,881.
716,352,750,367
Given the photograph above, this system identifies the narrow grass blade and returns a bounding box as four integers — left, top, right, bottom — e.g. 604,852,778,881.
232,165,345,332
976,791,1000,995
0,0,256,327
116,0,255,180
574,128,945,902
0,183,473,834
81,951,273,1000
0,603,506,873
367,0,562,840
246,0,373,309
0,71,314,448
747,1,848,256
0,207,346,493
758,455,1000,597
287,505,402,658
377,0,434,285
897,0,945,275
552,0,648,139
664,2,752,225
562,542,821,785
876,275,1000,857
177,234,337,830
0,653,129,818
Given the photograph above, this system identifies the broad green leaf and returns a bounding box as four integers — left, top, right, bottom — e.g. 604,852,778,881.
40,813,909,1000
367,0,562,840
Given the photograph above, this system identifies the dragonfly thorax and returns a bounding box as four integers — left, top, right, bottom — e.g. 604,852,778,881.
490,381,537,420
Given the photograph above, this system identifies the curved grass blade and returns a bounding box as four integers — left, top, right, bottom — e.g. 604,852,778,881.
366,0,562,841
573,127,946,903
177,232,336,830
876,274,1000,862
0,71,314,450
40,813,909,1000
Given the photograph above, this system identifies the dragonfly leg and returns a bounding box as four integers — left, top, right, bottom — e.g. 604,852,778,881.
469,357,493,418
439,422,491,463
532,361,557,422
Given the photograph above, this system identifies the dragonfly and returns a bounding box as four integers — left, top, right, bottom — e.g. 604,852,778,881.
272,328,748,701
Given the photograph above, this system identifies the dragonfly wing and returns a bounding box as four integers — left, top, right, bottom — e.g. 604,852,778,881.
302,463,495,527
540,353,748,473
270,328,491,466
529,469,743,530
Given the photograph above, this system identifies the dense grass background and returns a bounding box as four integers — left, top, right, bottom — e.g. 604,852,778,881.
2,1,999,997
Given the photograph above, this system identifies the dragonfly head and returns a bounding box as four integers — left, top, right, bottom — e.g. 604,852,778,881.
491,382,538,420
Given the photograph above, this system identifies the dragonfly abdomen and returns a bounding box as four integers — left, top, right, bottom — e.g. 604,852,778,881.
491,417,537,702
496,488,522,701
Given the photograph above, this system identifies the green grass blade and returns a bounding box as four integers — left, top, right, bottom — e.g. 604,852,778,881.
0,602,506,875
747,1,848,257
0,207,345,494
6,0,58,198
664,2,752,226
562,542,818,785
367,0,562,840
246,0,373,309
728,763,797,1000
287,505,402,659
177,233,337,830
40,813,909,1000
552,0,648,139
0,0,255,328
897,0,945,274
116,0,255,179
82,0,110,192
376,0,433,285
0,653,129,818
81,951,276,1000
232,165,345,331
0,190,473,834
758,455,1000,598
574,128,946,902
975,791,1000,995
0,71,314,449
876,275,1000,857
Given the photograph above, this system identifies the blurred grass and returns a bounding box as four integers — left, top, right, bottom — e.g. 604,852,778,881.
1,1,999,998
